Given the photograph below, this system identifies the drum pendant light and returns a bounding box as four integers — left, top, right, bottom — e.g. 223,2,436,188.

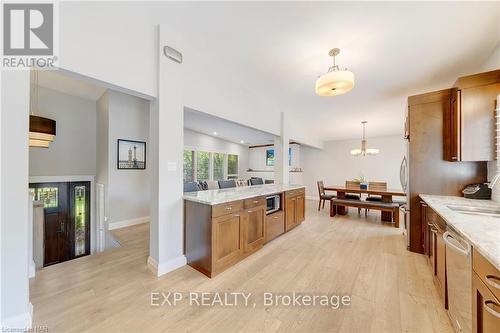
315,48,355,96
29,69,56,148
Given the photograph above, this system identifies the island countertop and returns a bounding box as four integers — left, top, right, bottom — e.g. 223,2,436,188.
183,184,306,205
419,194,500,271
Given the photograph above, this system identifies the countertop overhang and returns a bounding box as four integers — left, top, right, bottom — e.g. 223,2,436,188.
419,194,500,271
183,184,306,205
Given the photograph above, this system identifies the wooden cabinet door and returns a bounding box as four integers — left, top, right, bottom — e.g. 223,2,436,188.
473,272,500,333
244,206,265,254
444,88,461,161
435,227,447,307
296,195,305,224
461,83,499,161
212,213,244,274
285,196,296,231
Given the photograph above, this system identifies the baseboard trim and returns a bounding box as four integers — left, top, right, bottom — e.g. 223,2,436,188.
29,260,36,279
147,255,187,277
108,216,149,230
1,302,33,329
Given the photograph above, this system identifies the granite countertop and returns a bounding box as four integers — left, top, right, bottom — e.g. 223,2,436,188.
183,184,306,205
420,194,500,270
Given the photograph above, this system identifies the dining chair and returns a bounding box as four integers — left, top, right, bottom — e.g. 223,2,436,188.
366,182,387,202
345,181,362,214
317,181,335,211
235,179,248,187
183,181,200,193
218,179,237,189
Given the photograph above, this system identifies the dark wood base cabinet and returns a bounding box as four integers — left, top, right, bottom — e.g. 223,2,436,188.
185,188,305,278
472,249,500,333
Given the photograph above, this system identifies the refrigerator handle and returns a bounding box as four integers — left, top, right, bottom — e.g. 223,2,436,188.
400,156,407,192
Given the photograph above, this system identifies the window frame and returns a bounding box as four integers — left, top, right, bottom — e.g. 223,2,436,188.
183,146,239,182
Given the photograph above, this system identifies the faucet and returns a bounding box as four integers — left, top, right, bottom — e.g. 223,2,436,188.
489,173,500,189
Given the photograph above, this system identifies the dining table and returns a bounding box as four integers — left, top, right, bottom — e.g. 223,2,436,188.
323,185,406,222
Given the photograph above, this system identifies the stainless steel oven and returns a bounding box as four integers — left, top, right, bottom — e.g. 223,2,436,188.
266,194,280,214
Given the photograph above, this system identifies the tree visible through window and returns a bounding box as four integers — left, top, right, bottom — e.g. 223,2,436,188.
227,154,238,179
183,150,194,182
196,151,210,182
213,153,225,180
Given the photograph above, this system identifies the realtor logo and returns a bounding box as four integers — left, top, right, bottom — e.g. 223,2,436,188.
3,3,53,56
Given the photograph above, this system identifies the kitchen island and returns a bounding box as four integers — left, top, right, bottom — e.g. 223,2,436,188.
183,184,306,277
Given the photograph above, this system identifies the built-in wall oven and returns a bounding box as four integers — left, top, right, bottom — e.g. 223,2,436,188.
266,194,280,214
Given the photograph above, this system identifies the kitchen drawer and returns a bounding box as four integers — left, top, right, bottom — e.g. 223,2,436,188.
285,188,305,198
473,248,500,301
212,200,243,218
265,211,284,243
244,197,265,209
427,207,446,231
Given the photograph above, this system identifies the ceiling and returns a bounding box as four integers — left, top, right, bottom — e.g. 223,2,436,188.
160,1,499,142
38,70,106,101
184,108,276,146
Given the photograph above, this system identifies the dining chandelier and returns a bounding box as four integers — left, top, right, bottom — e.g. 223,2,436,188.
350,121,379,156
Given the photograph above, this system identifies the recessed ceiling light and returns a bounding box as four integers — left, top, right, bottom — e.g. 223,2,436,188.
213,131,217,135
240,140,245,144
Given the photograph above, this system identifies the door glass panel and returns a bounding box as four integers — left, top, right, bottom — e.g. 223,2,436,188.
35,187,58,208
74,186,86,256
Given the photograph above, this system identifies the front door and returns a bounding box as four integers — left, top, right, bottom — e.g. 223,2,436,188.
30,181,91,266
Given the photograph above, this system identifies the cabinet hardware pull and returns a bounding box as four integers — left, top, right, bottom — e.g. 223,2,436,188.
226,207,232,210
443,231,470,256
484,300,500,319
248,210,252,213
451,157,457,160
274,216,278,219
234,214,240,217
430,228,438,234
253,200,259,203
485,275,500,290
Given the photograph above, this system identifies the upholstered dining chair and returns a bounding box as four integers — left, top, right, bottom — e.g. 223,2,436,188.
206,180,220,190
317,181,335,211
218,179,237,189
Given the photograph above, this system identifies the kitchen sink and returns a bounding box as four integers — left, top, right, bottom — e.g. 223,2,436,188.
447,205,500,218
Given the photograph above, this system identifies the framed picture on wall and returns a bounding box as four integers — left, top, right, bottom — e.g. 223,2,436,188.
117,139,146,169
266,148,292,166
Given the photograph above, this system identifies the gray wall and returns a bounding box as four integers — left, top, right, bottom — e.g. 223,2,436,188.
29,87,97,176
97,91,150,229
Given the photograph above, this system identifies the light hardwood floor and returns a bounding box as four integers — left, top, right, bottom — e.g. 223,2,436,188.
30,200,453,332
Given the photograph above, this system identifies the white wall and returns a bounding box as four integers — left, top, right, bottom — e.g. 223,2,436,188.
248,143,300,171
29,87,96,176
302,135,406,198
1,71,31,328
184,129,249,179
97,91,150,230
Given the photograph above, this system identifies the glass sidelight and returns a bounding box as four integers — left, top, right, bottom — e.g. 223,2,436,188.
70,182,90,258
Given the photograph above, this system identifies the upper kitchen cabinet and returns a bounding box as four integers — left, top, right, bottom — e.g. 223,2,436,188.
444,70,500,162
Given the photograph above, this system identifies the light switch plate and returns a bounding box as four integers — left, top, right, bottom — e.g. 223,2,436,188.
167,162,177,171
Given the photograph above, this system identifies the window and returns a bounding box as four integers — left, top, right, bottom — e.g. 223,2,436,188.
227,154,239,180
196,151,210,182
183,150,194,182
213,153,225,180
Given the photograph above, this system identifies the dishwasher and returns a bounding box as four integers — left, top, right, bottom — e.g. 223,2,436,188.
444,227,472,333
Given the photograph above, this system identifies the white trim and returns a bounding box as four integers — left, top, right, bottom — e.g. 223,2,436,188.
28,175,97,254
147,255,187,277
28,261,36,279
1,302,33,329
108,216,150,230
